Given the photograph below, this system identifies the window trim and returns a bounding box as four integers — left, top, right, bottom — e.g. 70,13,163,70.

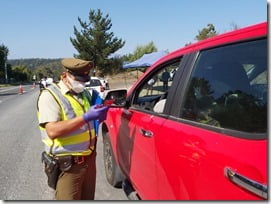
128,57,184,116
168,116,267,140
170,37,267,140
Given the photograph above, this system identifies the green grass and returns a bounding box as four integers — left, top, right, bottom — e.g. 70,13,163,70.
0,84,10,88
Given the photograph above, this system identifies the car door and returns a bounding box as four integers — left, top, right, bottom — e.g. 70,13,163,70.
116,60,181,199
155,38,267,199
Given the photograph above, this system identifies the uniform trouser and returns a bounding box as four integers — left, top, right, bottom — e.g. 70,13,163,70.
55,151,97,200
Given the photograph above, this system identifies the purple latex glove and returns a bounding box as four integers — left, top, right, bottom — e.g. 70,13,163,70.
98,105,110,122
83,105,109,123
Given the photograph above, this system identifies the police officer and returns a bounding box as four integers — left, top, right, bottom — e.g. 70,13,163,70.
37,58,109,200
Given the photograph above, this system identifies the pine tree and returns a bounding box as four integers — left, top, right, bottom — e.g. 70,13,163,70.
122,41,158,62
70,9,125,75
0,44,9,79
195,24,218,41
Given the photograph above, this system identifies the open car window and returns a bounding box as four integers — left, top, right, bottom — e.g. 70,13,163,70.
132,61,180,113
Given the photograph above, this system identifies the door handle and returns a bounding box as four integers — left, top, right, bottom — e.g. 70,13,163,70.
225,167,267,199
139,128,153,137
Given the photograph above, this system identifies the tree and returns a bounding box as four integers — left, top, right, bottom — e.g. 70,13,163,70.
122,41,158,62
195,24,218,41
33,61,63,81
11,65,30,82
0,44,9,80
131,41,158,61
70,9,125,75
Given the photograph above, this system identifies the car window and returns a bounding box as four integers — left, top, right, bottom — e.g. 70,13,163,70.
180,38,267,134
132,61,180,113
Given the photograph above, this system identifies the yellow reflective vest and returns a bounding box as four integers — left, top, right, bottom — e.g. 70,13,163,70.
38,83,96,156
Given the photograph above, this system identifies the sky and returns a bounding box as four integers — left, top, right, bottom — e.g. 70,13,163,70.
0,0,268,59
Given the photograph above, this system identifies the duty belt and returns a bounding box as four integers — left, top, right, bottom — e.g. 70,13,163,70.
53,155,90,172
73,156,86,164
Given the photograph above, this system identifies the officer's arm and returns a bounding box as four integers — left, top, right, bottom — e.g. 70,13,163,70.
45,116,86,140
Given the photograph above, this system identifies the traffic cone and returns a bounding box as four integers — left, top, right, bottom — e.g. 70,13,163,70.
18,85,24,94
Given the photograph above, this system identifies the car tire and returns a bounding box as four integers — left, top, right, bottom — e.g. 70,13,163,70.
103,132,124,188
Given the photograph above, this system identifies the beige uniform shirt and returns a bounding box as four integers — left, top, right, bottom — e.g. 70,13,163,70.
38,80,85,126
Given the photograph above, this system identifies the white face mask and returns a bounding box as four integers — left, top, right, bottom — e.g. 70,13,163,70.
67,75,85,93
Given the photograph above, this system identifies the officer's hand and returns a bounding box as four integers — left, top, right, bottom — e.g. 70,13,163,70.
98,105,110,122
83,105,110,122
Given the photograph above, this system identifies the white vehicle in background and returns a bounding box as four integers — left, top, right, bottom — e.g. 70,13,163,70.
85,77,105,98
97,77,109,90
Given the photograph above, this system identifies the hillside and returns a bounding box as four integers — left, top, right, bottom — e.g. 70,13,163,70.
7,58,62,70
7,58,145,89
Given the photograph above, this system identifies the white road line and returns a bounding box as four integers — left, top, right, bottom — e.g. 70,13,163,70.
0,86,20,93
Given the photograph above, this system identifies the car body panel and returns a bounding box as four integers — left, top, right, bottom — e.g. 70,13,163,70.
117,109,169,199
155,119,267,200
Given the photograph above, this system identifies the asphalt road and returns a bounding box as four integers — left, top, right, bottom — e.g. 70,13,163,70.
0,85,127,201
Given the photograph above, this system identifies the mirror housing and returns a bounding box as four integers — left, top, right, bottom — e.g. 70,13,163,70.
103,89,128,108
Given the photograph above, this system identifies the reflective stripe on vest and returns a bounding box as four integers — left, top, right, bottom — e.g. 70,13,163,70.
38,83,95,156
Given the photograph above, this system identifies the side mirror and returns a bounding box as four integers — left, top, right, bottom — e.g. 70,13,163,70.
103,89,127,107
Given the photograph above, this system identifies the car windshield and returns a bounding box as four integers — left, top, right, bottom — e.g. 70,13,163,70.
86,79,101,87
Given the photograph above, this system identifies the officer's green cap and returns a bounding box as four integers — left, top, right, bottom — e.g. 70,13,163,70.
61,58,94,82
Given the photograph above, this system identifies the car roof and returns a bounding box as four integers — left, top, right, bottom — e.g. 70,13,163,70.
86,78,102,86
128,22,267,95
90,76,100,79
158,22,266,67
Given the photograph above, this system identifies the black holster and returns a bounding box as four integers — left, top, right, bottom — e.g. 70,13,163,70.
41,151,60,190
54,155,73,172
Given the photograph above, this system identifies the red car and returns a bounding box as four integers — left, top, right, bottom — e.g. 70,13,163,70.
101,22,268,200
